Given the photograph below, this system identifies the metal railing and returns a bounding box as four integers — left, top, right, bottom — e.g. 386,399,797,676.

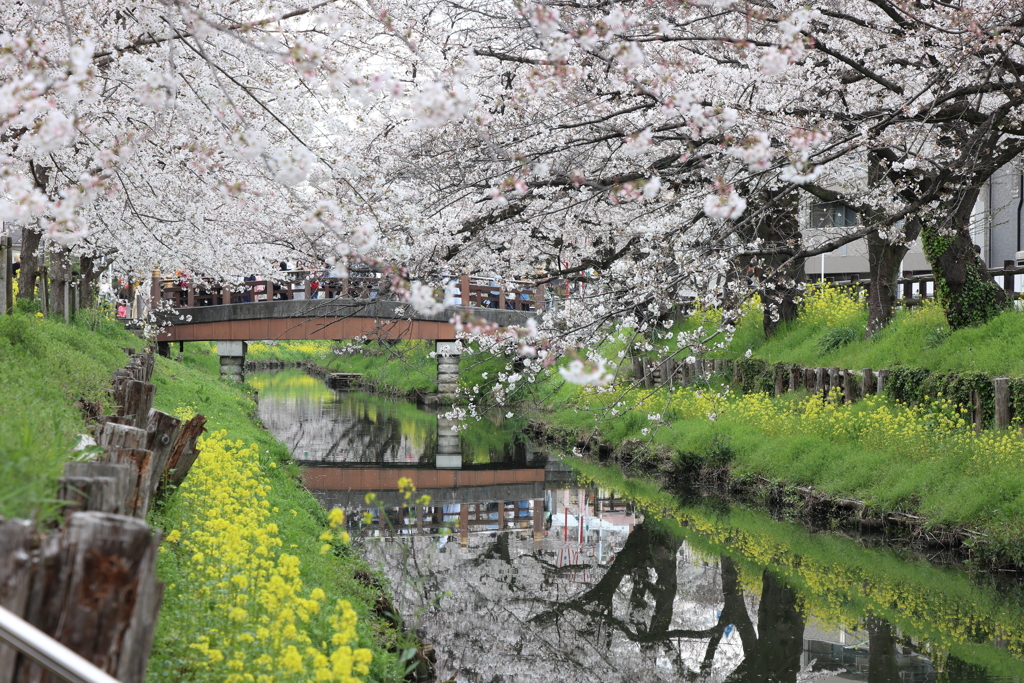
0,605,121,683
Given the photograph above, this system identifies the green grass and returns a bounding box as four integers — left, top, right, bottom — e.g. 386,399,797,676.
0,310,141,522
149,346,406,682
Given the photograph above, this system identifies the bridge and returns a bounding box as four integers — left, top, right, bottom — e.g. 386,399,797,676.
149,273,542,391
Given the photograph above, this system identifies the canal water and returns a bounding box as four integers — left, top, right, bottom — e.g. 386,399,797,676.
253,369,1024,682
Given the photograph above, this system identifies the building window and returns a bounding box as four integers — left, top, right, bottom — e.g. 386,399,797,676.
810,201,859,257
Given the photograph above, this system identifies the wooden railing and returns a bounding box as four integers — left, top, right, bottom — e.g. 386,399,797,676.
823,260,1024,305
154,272,546,311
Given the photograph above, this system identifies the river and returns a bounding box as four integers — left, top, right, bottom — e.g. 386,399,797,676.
253,369,1024,682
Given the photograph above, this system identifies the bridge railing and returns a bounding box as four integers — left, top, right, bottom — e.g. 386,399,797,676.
154,272,548,311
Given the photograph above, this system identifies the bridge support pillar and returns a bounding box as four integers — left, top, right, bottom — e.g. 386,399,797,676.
435,341,461,398
217,340,247,382
436,415,462,469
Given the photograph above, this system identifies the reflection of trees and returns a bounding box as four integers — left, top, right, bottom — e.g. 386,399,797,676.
532,523,712,645
865,616,901,683
258,395,436,462
368,521,932,682
724,567,804,683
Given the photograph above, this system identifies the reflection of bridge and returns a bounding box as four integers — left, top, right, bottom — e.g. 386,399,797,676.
304,461,577,539
305,465,551,508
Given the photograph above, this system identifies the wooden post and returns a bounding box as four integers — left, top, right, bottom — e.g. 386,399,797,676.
0,235,9,316
533,499,544,539
861,369,875,396
804,367,814,391
789,365,800,392
641,358,653,389
38,253,48,317
186,284,195,307
902,270,913,302
774,365,785,396
843,370,859,403
972,390,983,433
150,270,161,312
876,368,890,395
62,280,70,323
680,361,690,386
829,368,842,400
304,279,312,300
1004,260,1015,300
664,358,676,387
498,502,507,530
498,285,506,310
732,361,742,386
995,377,1011,430
460,274,470,307
459,505,469,544
814,368,825,394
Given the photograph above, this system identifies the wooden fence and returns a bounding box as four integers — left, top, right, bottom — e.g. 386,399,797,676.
822,261,1024,305
0,350,207,683
634,356,1021,433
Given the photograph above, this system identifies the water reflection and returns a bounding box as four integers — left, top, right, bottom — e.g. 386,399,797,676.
251,370,537,467
253,370,1024,682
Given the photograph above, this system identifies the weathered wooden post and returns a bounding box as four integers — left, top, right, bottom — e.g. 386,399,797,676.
0,235,10,316
679,360,690,386
460,274,470,307
828,367,842,400
38,252,48,317
774,365,785,396
861,369,875,397
876,368,890,395
972,390,983,433
843,370,860,403
994,377,1011,430
814,368,825,394
789,365,800,392
533,499,544,540
664,358,676,387
641,358,653,389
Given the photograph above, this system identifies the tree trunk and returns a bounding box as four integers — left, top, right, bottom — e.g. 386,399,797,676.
47,245,71,320
865,219,922,336
753,190,804,338
16,229,40,302
79,255,98,309
726,569,805,683
921,186,1006,329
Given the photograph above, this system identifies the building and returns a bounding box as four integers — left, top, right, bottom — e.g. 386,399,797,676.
803,165,1024,281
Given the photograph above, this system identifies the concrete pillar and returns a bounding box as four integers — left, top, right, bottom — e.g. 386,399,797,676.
436,414,462,469
217,340,247,382
436,340,461,396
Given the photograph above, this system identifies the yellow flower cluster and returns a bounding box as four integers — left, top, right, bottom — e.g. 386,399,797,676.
670,389,1024,470
247,340,334,360
798,282,865,328
167,430,372,682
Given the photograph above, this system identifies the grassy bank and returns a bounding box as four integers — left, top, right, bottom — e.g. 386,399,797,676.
149,344,407,682
0,308,404,681
0,308,141,522
530,289,1024,563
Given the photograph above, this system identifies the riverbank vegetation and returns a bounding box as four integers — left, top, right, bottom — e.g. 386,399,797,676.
532,289,1024,562
0,309,405,681
150,344,407,682
0,308,140,522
